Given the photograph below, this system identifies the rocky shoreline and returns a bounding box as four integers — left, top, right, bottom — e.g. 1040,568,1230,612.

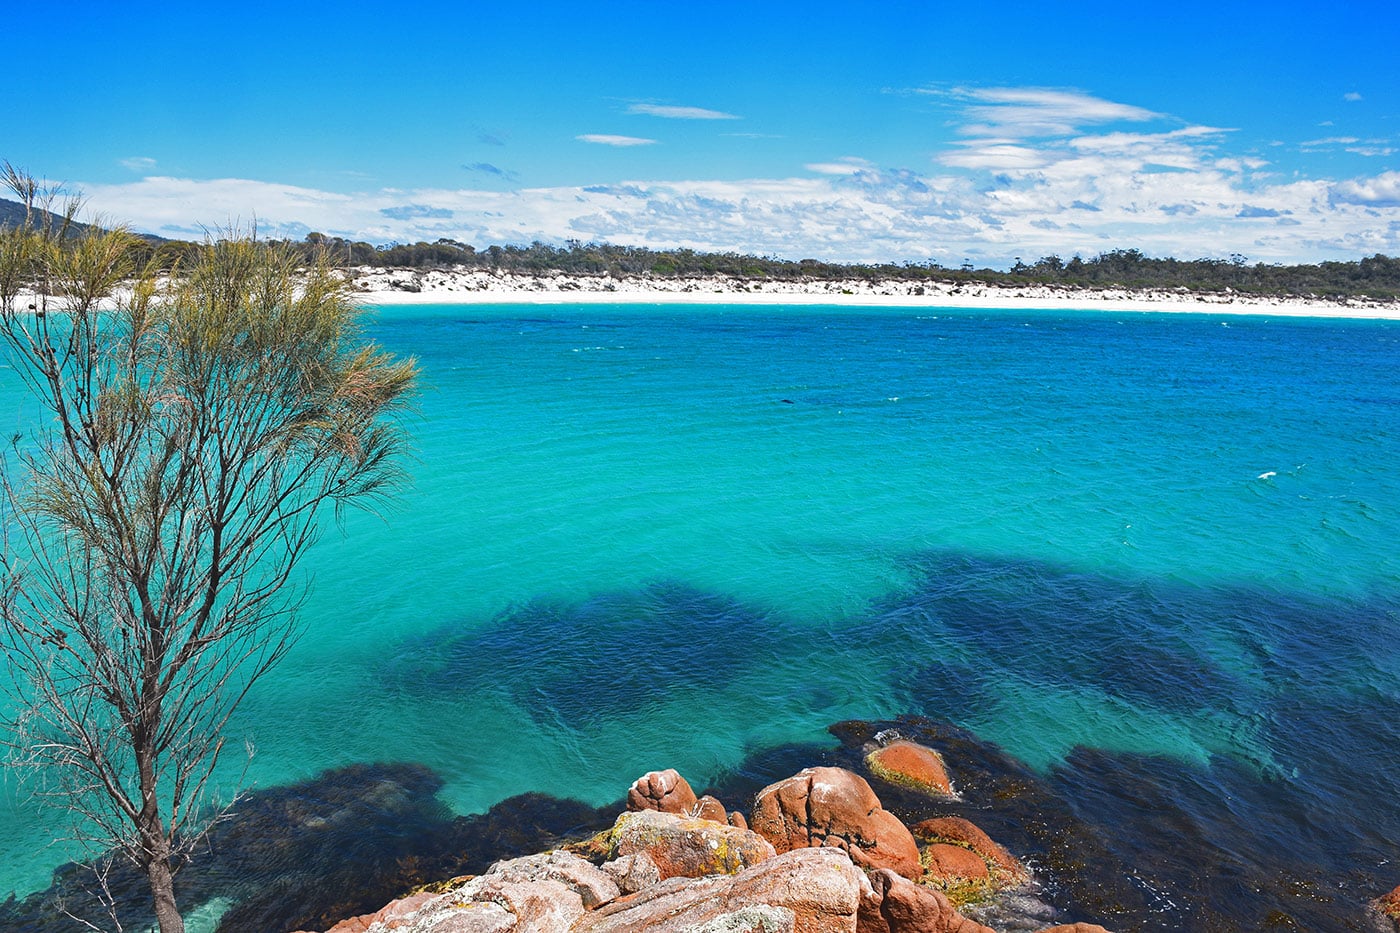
8,715,1400,931
294,735,1098,933
282,720,1400,933
348,267,1400,319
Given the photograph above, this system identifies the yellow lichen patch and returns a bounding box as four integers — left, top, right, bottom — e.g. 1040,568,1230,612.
930,874,999,910
409,874,476,896
563,825,622,863
912,816,1030,886
915,841,1007,909
1376,886,1400,922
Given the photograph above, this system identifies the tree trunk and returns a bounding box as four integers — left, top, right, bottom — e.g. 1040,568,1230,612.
145,853,185,933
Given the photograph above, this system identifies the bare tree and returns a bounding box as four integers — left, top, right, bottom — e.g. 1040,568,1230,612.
0,165,417,933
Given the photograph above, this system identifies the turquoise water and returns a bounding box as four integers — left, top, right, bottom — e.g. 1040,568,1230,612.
2,304,1399,922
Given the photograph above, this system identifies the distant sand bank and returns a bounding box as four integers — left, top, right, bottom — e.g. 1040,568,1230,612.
351,267,1400,320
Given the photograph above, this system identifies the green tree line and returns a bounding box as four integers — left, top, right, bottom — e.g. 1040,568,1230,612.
265,237,1400,300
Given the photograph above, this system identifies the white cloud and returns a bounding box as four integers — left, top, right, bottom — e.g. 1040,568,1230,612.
941,144,1051,171
1302,136,1361,147
576,134,657,147
120,156,157,173
75,159,1400,268
1344,92,1363,102
930,86,1162,139
1347,145,1396,157
1332,171,1400,207
804,157,875,175
1301,136,1396,157
70,87,1400,267
627,104,739,120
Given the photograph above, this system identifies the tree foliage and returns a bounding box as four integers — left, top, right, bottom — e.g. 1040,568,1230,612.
0,166,417,933
260,234,1400,300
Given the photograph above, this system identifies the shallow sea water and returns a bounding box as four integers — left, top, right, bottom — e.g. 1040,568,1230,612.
2,304,1398,928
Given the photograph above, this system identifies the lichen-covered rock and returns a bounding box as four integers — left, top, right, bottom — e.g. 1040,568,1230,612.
1375,885,1400,930
690,905,797,932
865,741,955,797
609,808,777,879
912,816,1029,885
363,898,516,933
357,849,618,933
478,849,620,909
628,769,700,815
465,878,584,930
730,810,750,831
856,869,996,933
750,767,923,880
602,851,662,894
573,847,871,933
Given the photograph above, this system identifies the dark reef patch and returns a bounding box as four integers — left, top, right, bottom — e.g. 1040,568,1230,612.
385,580,793,730
868,552,1260,715
831,714,1397,932
0,763,614,933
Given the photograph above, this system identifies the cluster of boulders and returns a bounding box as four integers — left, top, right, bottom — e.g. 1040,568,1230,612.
294,740,1110,933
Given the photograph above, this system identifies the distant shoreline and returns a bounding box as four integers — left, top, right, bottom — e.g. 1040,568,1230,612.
351,267,1400,320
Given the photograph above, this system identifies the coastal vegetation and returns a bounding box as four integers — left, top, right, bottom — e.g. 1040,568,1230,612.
278,237,1400,301
0,168,417,932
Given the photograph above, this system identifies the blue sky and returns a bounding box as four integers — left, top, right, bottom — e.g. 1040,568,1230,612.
7,0,1399,265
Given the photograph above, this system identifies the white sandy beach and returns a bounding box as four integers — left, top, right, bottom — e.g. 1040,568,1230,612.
349,266,1400,320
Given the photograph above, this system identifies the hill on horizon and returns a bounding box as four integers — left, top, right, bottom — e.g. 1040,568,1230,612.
0,197,166,243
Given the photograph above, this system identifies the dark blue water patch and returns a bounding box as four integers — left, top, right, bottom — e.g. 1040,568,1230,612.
0,764,614,933
873,550,1400,729
1046,745,1395,931
383,580,799,730
831,715,1397,931
865,551,1258,716
839,553,1400,927
893,657,1002,726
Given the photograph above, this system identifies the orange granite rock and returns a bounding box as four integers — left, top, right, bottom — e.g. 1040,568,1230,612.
865,741,955,796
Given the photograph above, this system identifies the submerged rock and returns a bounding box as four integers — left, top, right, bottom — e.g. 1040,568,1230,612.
912,817,1030,886
865,741,955,798
921,844,990,884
